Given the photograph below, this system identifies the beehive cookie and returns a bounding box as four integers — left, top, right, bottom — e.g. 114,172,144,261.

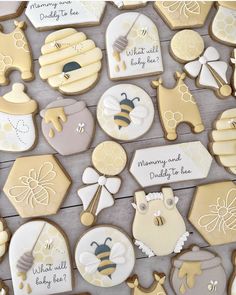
39,28,103,95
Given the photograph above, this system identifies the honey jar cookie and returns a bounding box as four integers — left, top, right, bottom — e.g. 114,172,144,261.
39,28,103,95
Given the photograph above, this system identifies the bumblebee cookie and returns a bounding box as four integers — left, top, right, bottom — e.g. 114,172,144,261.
106,12,163,81
0,280,8,295
39,28,103,95
3,154,71,218
0,21,34,86
97,84,154,141
0,2,25,21
40,98,94,156
0,218,10,262
9,219,72,295
75,225,135,287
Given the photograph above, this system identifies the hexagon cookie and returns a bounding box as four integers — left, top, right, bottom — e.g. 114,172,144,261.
3,155,71,218
0,2,25,21
189,181,236,246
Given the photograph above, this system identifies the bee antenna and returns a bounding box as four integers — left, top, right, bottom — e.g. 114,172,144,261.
132,97,140,103
104,237,112,245
90,241,99,247
121,92,128,99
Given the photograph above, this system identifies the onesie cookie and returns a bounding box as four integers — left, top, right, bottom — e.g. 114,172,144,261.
0,218,10,262
0,83,38,152
211,2,236,46
113,1,147,9
0,280,8,295
170,245,227,295
209,108,236,174
154,1,213,30
0,21,34,86
26,1,106,31
229,251,236,295
9,219,72,295
152,72,204,141
127,272,167,295
97,84,154,141
3,154,71,218
78,141,127,226
75,225,135,287
132,188,189,257
0,2,25,21
189,181,236,246
40,98,94,156
39,28,103,95
106,12,163,81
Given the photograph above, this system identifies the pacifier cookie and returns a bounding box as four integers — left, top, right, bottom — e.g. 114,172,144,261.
75,225,135,287
9,219,73,295
39,28,103,95
0,218,10,262
78,141,127,226
0,1,25,21
40,98,94,156
0,83,38,152
0,21,34,85
3,154,71,218
97,84,154,141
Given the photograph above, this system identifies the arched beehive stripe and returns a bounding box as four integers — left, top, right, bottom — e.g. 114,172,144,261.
44,28,77,43
60,74,98,94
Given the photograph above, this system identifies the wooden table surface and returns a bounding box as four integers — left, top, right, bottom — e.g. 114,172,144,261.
0,2,236,294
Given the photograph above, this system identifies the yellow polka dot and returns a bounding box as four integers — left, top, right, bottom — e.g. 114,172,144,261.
3,123,12,132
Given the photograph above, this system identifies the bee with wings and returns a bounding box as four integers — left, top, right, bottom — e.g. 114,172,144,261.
79,237,126,279
103,92,148,130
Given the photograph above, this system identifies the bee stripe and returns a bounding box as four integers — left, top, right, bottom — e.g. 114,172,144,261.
98,264,116,272
121,104,133,112
114,115,130,124
97,252,110,259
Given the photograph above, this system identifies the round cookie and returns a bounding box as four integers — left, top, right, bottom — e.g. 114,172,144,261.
170,30,204,63
97,84,154,141
75,225,135,287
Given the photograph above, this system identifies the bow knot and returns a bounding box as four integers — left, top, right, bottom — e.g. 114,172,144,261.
199,56,207,65
98,175,107,186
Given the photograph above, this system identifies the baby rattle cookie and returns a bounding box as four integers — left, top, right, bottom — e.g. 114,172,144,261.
170,245,227,295
3,154,71,218
40,98,94,156
9,219,73,295
0,83,38,152
127,272,167,295
0,218,10,263
152,72,204,141
0,21,34,86
78,141,127,227
113,1,147,9
75,225,135,287
0,2,25,21
132,188,189,257
97,84,154,141
39,28,103,95
0,280,8,295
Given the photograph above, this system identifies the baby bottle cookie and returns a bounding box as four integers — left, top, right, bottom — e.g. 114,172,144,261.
132,188,189,257
0,21,34,85
9,219,73,295
40,98,94,156
0,83,38,152
0,218,10,262
78,141,127,226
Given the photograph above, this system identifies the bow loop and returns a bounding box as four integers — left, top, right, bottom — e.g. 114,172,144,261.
82,167,100,184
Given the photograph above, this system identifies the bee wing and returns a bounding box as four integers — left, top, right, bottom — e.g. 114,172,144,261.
8,186,30,202
198,214,219,232
110,242,126,264
103,95,121,116
79,252,100,274
130,106,148,125
38,162,56,183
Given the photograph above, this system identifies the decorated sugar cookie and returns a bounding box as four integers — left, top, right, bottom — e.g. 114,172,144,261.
0,83,38,152
78,141,127,226
211,2,236,46
39,28,103,95
154,1,213,30
3,154,71,218
231,49,236,96
40,98,94,156
0,21,34,86
127,272,167,295
189,181,236,246
0,280,8,295
0,218,10,262
171,245,227,295
75,225,135,287
113,1,147,9
152,72,204,141
9,220,72,295
97,84,154,141
229,251,236,295
209,108,236,174
0,2,25,21
132,188,189,257
106,12,163,80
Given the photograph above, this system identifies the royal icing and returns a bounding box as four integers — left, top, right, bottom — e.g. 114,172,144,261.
129,141,212,187
230,251,236,295
189,181,236,246
40,98,94,156
152,72,204,141
132,188,189,257
0,218,10,262
78,141,127,226
106,12,163,80
39,28,103,95
113,1,147,9
231,49,236,96
97,84,154,141
75,225,135,287
9,220,72,295
26,1,106,31
0,2,25,21
0,21,34,86
3,154,71,218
